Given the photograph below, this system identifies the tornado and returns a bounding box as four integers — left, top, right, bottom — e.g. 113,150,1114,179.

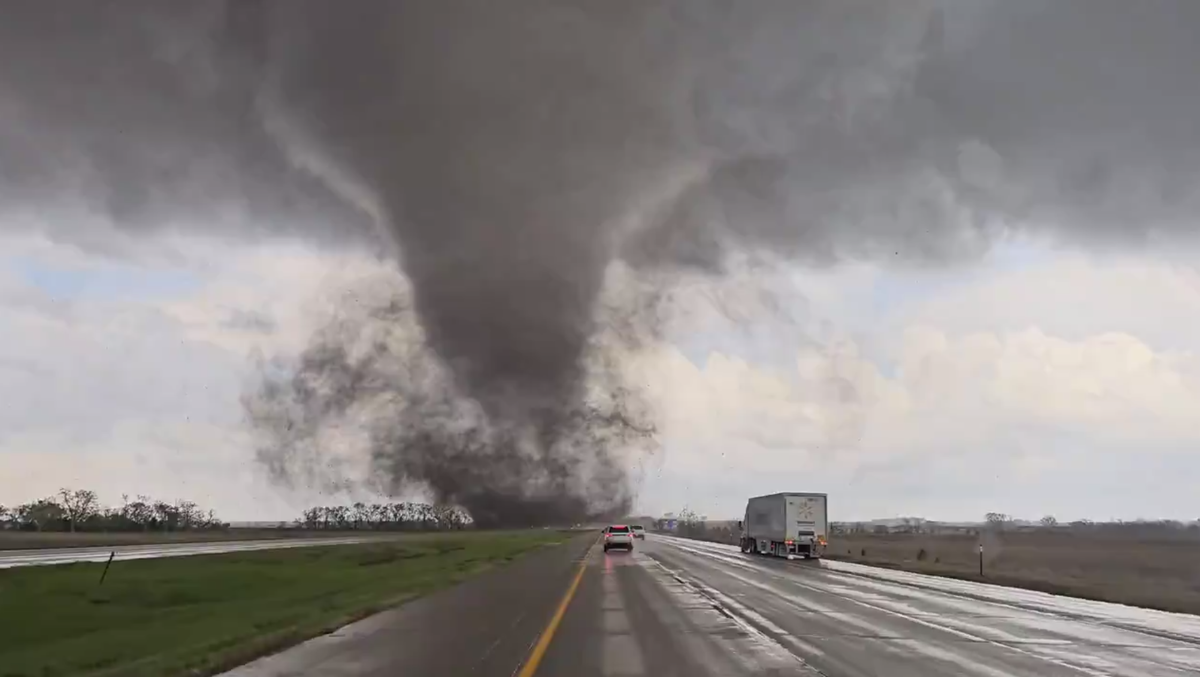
2,0,1199,526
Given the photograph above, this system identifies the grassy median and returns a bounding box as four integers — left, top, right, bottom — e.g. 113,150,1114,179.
0,530,575,677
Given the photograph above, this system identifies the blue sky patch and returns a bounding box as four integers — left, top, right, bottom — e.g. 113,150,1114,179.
675,239,1062,379
870,238,1057,316
7,256,202,301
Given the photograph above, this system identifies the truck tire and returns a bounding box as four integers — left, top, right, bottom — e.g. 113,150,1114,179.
740,538,751,554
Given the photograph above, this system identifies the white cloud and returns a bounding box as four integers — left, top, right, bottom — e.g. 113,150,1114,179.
2,232,1199,524
889,252,1200,350
0,234,395,518
634,255,1200,522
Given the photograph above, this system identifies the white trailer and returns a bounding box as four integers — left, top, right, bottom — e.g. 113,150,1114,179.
738,492,828,559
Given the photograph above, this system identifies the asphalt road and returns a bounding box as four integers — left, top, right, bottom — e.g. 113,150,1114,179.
220,533,1200,677
0,536,384,569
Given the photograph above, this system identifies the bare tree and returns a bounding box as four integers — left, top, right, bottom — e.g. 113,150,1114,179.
127,495,155,531
1040,515,1059,528
58,488,100,533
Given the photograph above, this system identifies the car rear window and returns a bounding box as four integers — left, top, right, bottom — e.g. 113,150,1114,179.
608,525,630,533
631,525,645,530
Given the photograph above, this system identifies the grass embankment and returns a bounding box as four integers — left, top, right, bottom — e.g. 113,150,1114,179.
0,530,575,677
0,530,369,551
826,532,1200,615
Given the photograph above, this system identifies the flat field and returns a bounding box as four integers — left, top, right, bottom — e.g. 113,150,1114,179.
0,529,578,677
827,530,1200,615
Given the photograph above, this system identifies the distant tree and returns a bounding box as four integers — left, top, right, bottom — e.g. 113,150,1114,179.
291,501,475,532
174,500,201,530
127,495,155,531
1,492,224,533
351,502,368,529
1040,515,1058,528
58,488,100,533
16,499,65,531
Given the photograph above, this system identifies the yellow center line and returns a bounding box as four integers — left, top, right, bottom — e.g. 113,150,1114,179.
516,536,598,677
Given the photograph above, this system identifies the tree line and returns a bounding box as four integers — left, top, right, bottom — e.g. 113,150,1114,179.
0,489,486,535
0,489,227,533
296,502,473,531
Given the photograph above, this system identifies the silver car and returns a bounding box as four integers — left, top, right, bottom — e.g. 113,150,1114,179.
630,525,646,540
603,524,634,552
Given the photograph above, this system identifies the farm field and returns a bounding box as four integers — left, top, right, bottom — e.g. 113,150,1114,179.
827,531,1200,615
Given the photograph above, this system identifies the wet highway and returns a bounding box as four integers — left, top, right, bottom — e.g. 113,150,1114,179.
0,536,385,569
222,532,1200,677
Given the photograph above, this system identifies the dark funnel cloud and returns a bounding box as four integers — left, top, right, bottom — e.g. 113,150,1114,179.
3,1,1200,524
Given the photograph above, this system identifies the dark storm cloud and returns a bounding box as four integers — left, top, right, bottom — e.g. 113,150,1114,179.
3,0,1199,524
0,1,378,251
915,0,1200,246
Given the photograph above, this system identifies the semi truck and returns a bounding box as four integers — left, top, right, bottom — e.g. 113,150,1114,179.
738,492,828,559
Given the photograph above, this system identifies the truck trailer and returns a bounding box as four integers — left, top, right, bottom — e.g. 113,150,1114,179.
738,492,828,559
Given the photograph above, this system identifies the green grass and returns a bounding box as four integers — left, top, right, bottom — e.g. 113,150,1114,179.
0,530,574,677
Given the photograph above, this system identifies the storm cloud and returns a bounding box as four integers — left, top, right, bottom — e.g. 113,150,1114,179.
2,0,1198,524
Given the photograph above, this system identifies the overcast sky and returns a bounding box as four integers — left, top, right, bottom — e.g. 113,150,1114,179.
4,227,1198,523
4,1,1200,524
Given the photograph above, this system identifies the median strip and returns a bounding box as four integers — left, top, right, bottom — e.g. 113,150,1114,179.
0,530,572,677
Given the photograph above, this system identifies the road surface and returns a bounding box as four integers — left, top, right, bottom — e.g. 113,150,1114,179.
0,536,384,569
222,533,1200,677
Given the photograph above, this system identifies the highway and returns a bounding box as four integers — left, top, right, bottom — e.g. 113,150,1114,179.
223,532,1200,677
0,536,384,569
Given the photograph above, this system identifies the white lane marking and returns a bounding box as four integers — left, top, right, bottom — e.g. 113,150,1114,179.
666,550,1044,677
823,565,1200,649
660,537,1115,677
645,556,826,674
660,536,1200,646
664,537,1199,675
